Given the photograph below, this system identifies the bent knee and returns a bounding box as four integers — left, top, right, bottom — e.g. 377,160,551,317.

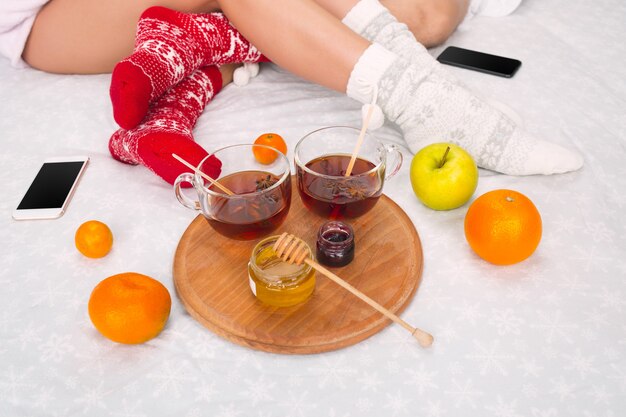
394,0,466,47
424,3,462,46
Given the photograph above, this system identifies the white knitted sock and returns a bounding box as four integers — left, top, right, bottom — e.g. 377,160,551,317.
344,4,583,176
344,0,524,128
343,0,515,96
343,0,434,70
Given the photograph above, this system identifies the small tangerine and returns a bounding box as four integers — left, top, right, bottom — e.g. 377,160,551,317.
75,220,113,258
253,133,287,164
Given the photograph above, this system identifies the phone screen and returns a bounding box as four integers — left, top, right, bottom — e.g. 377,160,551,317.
437,46,521,78
17,161,86,210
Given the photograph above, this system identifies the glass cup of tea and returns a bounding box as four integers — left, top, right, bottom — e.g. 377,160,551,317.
174,144,292,240
294,126,402,219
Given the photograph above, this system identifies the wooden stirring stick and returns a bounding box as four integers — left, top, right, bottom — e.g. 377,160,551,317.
273,232,434,347
344,104,374,177
172,153,234,196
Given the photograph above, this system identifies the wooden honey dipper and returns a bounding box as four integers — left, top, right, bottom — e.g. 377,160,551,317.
273,233,434,347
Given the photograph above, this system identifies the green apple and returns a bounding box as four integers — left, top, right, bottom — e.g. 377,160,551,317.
410,143,478,210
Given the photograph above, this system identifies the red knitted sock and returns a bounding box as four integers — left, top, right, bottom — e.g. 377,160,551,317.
110,6,268,129
109,65,223,185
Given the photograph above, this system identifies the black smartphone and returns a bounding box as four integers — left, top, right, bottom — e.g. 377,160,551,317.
13,156,89,220
437,46,521,78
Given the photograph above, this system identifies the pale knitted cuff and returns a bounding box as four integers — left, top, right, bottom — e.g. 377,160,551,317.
342,0,387,35
346,43,397,104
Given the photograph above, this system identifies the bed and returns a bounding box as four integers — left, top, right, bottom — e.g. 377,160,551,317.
1,0,625,415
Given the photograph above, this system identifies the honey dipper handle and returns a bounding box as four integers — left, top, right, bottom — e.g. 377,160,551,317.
304,259,433,348
172,153,234,196
345,104,373,177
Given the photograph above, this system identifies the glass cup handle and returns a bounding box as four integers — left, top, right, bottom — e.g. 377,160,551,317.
384,143,403,180
174,173,201,211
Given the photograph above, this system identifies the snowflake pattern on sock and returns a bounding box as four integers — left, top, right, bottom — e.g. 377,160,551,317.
109,65,222,184
110,7,267,129
377,58,538,174
344,0,582,175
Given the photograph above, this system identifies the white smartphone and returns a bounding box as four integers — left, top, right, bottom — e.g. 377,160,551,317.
12,156,90,220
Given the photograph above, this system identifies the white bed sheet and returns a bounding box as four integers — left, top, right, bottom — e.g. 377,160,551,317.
1,0,625,415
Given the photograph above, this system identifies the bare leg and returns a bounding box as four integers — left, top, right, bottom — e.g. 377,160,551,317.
23,0,220,73
314,0,469,47
217,0,370,93
23,0,465,74
217,0,467,93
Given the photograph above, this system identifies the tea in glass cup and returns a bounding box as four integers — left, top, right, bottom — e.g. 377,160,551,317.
294,126,402,219
174,144,291,240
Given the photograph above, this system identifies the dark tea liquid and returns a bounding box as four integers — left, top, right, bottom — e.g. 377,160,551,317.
206,170,290,240
296,154,382,219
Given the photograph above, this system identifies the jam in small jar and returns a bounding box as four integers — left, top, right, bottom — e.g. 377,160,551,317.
316,221,355,267
248,235,316,307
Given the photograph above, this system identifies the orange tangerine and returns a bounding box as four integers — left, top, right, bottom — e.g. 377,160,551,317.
75,220,113,258
464,189,542,265
88,272,171,344
253,133,287,164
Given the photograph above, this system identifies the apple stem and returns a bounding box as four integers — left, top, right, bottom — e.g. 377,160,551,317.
438,146,451,168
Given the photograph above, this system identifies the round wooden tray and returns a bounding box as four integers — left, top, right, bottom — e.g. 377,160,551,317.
173,182,423,354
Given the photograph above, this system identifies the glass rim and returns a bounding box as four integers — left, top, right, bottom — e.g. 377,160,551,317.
194,143,291,198
317,220,355,246
294,125,383,179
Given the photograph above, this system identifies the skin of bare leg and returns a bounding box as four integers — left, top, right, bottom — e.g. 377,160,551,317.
380,0,469,46
217,0,370,93
23,0,465,74
220,63,236,86
313,0,469,47
22,0,221,74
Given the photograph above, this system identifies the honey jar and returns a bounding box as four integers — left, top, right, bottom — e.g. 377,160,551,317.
248,235,316,307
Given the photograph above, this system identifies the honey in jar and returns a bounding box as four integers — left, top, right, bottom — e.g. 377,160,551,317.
248,235,315,307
